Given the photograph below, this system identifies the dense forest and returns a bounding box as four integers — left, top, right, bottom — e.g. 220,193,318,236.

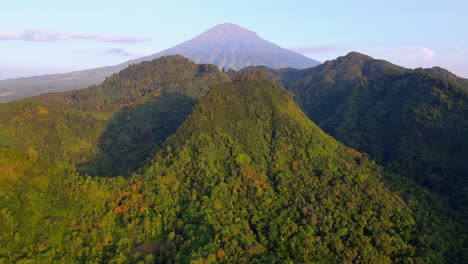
242,52,468,217
0,55,467,263
0,56,227,176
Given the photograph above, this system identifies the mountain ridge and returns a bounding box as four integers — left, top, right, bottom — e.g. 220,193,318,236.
242,51,468,213
131,23,320,70
0,55,466,262
141,76,417,262
0,23,319,103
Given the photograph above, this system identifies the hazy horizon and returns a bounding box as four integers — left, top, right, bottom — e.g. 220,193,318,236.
1,0,467,78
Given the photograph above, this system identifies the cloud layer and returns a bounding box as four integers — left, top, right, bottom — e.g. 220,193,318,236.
0,29,149,43
289,45,338,54
105,48,146,58
364,46,436,66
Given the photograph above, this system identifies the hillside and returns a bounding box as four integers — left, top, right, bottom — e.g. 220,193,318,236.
0,55,228,176
0,65,120,103
0,59,466,262
243,52,468,213
138,76,437,263
0,23,319,103
133,75,467,263
0,56,229,263
139,23,320,70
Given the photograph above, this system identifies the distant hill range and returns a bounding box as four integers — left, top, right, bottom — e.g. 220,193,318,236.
0,23,320,103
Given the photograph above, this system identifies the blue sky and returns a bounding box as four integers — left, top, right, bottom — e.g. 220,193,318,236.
1,0,467,78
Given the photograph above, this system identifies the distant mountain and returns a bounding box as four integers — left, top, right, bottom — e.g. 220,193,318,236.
0,23,319,103
0,66,119,103
133,23,320,70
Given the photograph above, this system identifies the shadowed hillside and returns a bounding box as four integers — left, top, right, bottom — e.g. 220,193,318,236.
0,56,228,176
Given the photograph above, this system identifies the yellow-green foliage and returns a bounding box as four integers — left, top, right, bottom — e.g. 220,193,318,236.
0,55,466,263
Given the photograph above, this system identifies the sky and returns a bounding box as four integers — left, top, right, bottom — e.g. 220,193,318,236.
1,0,467,79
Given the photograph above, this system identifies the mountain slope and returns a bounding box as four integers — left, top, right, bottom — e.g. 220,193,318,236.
0,56,228,176
0,56,230,263
1,59,466,263
136,23,319,70
0,23,319,103
0,65,120,103
141,76,420,263
243,52,468,212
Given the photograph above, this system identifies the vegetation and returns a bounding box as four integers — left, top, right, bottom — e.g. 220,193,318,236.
0,148,161,263
0,56,228,263
243,52,468,213
242,54,468,262
0,55,228,176
0,55,467,262
141,77,419,262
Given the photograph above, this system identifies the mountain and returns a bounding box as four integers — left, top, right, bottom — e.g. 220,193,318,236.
140,76,419,263
0,55,228,177
133,23,320,70
0,57,466,262
0,66,120,103
0,23,319,103
242,52,468,212
420,66,468,87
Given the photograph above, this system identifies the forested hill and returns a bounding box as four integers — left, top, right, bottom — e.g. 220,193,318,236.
0,55,228,176
241,52,468,213
0,56,467,262
0,56,231,263
140,76,417,262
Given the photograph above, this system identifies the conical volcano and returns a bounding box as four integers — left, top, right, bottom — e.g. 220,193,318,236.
137,23,320,70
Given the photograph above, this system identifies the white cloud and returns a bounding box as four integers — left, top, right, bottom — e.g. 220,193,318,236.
105,48,146,58
0,29,150,43
363,46,436,68
418,46,436,62
289,45,338,54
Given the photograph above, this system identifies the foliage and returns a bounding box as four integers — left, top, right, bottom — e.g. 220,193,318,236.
0,55,228,176
270,53,468,212
141,78,419,263
243,53,468,262
0,55,466,263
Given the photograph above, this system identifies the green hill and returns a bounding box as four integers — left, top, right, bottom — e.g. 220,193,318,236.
0,55,228,176
0,56,228,263
0,57,466,263
243,53,468,212
139,76,422,263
